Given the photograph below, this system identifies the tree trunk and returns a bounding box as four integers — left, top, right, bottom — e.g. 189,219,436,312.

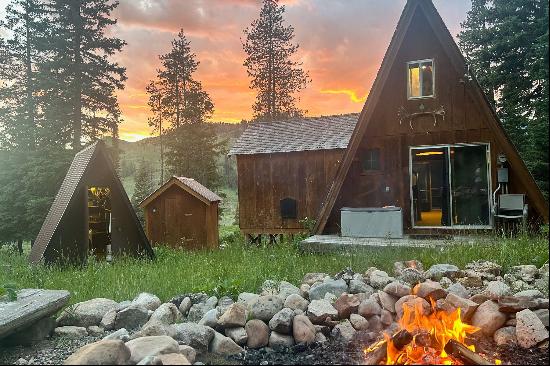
175,67,180,128
71,0,83,149
159,97,164,185
24,0,35,149
17,239,23,255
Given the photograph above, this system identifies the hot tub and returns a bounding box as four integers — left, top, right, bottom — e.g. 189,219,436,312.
341,207,403,239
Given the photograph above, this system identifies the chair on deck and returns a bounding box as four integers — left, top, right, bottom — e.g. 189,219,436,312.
493,194,528,229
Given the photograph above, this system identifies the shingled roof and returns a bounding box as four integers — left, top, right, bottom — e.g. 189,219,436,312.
140,176,221,208
228,113,359,155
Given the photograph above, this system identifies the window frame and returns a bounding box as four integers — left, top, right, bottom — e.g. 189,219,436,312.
407,58,436,100
361,148,381,172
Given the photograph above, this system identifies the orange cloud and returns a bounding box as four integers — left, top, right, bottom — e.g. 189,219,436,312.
320,89,369,103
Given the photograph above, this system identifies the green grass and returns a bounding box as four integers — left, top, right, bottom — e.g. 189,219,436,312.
0,228,547,306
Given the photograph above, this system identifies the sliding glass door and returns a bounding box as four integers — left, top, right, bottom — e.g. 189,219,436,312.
410,144,491,229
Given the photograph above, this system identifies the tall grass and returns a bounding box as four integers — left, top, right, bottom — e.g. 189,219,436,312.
0,227,547,305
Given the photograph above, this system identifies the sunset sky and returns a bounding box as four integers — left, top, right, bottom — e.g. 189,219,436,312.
0,0,472,141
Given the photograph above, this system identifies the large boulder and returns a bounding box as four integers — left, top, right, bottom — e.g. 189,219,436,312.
125,336,179,364
292,315,316,345
245,319,269,349
249,295,284,322
516,309,549,349
114,304,149,330
209,331,243,355
308,279,348,301
218,303,247,328
57,298,118,327
149,303,181,325
307,300,338,324
132,293,162,312
269,308,294,334
63,340,130,365
172,323,215,352
470,300,508,336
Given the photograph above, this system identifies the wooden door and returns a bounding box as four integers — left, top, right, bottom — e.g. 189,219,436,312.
164,197,177,246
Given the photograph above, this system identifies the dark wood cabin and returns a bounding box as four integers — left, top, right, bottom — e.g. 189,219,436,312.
140,177,221,249
314,0,549,235
29,141,154,264
229,114,358,242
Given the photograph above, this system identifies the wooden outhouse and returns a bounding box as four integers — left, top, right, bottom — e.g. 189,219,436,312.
140,177,221,249
314,0,549,235
29,141,154,264
229,114,358,241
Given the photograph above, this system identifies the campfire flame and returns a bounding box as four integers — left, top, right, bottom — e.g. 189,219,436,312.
365,298,500,365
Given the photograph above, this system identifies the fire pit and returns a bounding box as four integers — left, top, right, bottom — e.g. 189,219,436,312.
364,299,497,365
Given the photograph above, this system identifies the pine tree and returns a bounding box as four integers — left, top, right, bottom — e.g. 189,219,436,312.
459,0,549,197
242,0,310,121
132,159,155,224
42,0,127,149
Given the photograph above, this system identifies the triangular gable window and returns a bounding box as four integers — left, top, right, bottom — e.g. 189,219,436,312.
407,59,434,99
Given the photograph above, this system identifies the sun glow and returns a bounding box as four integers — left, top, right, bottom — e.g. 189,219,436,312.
320,89,368,103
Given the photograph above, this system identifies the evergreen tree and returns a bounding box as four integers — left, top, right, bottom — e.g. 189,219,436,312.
459,0,549,197
42,0,127,149
132,159,155,224
242,0,310,121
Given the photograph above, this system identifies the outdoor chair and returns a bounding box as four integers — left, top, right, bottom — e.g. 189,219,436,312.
493,194,528,230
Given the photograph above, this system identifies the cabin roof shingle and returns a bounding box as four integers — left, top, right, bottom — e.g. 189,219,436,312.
174,177,222,203
228,113,359,155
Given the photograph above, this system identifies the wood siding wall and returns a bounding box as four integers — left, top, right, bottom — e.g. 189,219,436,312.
237,149,344,234
325,9,540,232
144,185,219,249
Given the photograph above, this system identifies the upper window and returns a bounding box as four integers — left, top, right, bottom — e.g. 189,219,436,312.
362,149,380,171
407,59,434,99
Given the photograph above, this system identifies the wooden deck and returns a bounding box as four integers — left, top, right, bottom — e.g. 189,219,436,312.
299,235,484,253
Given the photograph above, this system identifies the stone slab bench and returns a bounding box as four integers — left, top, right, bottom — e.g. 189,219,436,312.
0,289,70,339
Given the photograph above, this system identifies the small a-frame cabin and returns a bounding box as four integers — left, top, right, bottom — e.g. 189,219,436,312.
314,0,548,235
29,141,154,264
140,177,221,249
229,114,357,242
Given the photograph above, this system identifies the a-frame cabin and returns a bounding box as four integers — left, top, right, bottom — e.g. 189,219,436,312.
315,0,548,235
29,141,154,264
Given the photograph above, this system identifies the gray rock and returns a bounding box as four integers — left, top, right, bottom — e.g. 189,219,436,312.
87,326,104,336
116,301,132,312
425,264,460,281
178,345,196,363
510,265,539,283
439,277,453,289
100,309,117,332
307,300,338,324
395,296,431,319
398,267,425,285
302,273,329,286
358,299,382,318
63,339,130,365
516,309,549,348
57,298,118,327
3,317,56,346
349,280,374,295
125,335,179,364
149,303,181,325
260,280,280,296
292,315,316,345
237,293,260,307
324,292,337,303
178,297,192,316
485,281,512,299
218,303,247,328
493,326,517,346
115,304,149,330
299,284,310,299
349,314,369,331
383,282,411,298
380,309,393,326
308,279,348,300
269,332,295,348
209,331,243,355
369,270,392,289
245,319,269,349
136,356,162,365
534,309,549,327
377,291,398,313
206,296,218,308
471,300,508,336
314,332,327,343
331,319,356,342
198,309,219,329
466,261,502,277
54,326,88,338
224,327,248,346
515,289,545,300
172,323,215,352
249,295,284,322
269,308,294,334
510,279,535,293
443,293,479,321
393,260,424,276
132,293,162,312
447,283,470,298
187,303,215,323
278,281,301,300
284,294,309,312
103,328,130,342
157,353,191,365
216,296,234,316
137,319,176,338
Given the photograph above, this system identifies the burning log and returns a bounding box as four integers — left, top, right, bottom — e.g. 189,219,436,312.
444,339,492,366
364,330,413,365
